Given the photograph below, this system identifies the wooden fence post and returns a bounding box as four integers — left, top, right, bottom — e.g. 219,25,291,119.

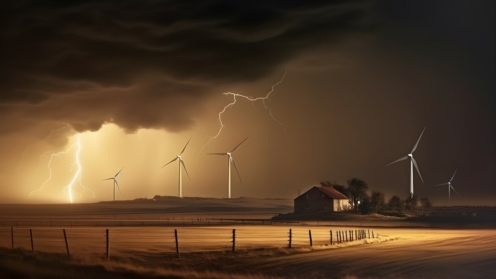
336,231,339,243
30,229,34,252
308,230,313,247
372,230,375,238
232,229,236,253
330,230,332,245
63,229,70,257
368,229,370,239
174,229,180,258
288,229,292,248
345,230,348,242
350,230,353,241
11,227,14,249
106,229,109,260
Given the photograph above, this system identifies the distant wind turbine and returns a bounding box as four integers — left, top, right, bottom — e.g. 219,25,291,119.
434,168,459,203
386,127,426,198
103,168,123,201
208,137,248,199
161,137,192,198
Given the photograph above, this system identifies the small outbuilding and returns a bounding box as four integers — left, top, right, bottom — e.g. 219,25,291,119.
294,186,350,213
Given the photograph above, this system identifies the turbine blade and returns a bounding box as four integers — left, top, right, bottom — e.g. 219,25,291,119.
161,157,178,168
179,137,192,156
450,168,458,182
412,157,423,183
114,168,123,178
433,183,449,187
231,137,249,153
115,179,121,194
386,156,408,166
102,178,114,181
450,185,459,196
207,153,228,155
411,126,426,153
231,157,242,184
180,160,191,181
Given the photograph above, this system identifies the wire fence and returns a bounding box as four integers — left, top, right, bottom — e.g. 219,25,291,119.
0,218,426,228
0,226,380,258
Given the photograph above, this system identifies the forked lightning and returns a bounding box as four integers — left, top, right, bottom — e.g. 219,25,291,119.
202,69,287,150
29,134,94,203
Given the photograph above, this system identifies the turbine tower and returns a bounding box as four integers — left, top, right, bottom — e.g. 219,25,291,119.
103,168,123,201
434,168,459,203
161,137,192,198
208,137,248,199
386,127,426,198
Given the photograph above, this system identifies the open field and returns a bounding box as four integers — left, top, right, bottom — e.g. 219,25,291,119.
0,200,495,278
1,227,495,279
0,225,377,254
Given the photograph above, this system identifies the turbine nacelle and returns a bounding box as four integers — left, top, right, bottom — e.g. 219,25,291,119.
161,137,192,198
386,127,426,197
433,168,459,202
207,137,248,198
102,167,123,201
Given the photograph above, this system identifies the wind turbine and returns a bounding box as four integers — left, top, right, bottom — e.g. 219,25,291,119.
161,137,191,198
208,137,248,199
103,168,123,201
434,168,459,203
386,127,426,198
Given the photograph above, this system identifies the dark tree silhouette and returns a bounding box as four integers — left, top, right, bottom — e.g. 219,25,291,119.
387,195,404,211
405,194,419,211
359,195,372,214
320,181,332,187
370,191,386,212
420,197,433,211
347,178,368,213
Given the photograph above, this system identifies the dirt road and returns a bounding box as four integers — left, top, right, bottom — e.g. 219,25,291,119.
247,229,496,278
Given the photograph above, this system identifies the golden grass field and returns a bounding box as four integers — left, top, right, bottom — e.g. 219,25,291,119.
0,198,495,279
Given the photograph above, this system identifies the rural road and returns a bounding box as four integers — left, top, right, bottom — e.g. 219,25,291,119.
247,229,496,278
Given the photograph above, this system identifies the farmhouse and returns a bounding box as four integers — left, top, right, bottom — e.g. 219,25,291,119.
294,186,350,213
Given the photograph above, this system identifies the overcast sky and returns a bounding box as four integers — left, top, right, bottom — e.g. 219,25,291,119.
0,0,494,205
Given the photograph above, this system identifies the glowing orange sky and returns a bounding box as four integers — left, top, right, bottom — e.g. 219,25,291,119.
0,1,494,205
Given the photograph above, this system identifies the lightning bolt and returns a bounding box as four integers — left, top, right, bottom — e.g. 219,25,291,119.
63,134,94,203
42,124,70,141
202,69,287,150
29,134,94,203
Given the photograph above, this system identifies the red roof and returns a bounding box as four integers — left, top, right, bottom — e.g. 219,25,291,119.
315,186,348,199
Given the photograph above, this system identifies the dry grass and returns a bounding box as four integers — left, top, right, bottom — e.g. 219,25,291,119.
0,248,285,279
0,234,435,279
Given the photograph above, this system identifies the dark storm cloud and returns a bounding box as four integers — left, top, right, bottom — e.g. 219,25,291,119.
0,0,372,134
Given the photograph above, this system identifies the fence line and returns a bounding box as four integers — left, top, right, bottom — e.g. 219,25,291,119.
0,226,379,258
0,218,427,228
